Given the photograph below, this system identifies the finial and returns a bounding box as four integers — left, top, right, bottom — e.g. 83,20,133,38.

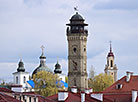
74,6,79,12
109,41,112,52
40,45,45,55
57,57,59,64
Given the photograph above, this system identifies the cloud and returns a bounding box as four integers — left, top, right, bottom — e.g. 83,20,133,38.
94,0,138,10
0,0,138,82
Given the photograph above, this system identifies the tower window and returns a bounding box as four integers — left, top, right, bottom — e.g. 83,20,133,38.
24,76,26,83
16,76,18,84
111,60,113,67
84,48,86,52
73,48,77,53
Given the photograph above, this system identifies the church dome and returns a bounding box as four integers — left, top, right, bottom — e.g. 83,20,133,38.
17,59,25,72
32,45,52,77
54,61,62,74
32,65,52,76
70,12,84,21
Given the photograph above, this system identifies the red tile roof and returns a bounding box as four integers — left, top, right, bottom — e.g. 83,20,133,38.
0,88,14,93
47,92,101,102
103,75,138,93
102,75,138,102
0,92,19,102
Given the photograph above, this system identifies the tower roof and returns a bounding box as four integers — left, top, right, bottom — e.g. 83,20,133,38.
17,59,25,72
54,60,62,74
70,12,84,21
107,41,114,57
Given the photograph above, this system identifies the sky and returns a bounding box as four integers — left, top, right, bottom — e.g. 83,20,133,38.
0,0,138,83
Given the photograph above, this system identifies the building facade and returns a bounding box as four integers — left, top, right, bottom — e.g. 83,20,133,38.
66,12,88,91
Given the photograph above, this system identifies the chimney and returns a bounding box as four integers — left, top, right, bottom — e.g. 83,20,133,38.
89,88,93,93
58,91,68,101
91,93,103,101
81,92,85,102
85,88,89,94
132,90,137,102
126,71,133,82
71,86,77,93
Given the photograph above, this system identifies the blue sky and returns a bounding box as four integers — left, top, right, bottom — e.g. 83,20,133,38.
0,0,138,82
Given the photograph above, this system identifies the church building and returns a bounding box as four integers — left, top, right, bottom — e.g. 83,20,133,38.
104,42,118,82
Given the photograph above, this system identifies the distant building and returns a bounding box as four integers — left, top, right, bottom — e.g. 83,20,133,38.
12,59,30,92
104,42,118,82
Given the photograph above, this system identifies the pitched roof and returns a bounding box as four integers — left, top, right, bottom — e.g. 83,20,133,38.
103,75,138,93
0,92,19,102
47,92,101,102
0,88,14,93
102,75,138,102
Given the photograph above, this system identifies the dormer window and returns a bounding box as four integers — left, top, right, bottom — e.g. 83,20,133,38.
116,84,122,89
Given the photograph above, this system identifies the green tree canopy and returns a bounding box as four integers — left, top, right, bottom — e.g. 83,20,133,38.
33,71,59,97
88,73,113,92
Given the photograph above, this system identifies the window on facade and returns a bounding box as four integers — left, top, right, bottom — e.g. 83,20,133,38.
16,76,18,84
24,76,26,83
34,97,36,102
29,97,31,102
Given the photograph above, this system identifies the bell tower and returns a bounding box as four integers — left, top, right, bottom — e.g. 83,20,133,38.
104,42,118,82
66,12,88,91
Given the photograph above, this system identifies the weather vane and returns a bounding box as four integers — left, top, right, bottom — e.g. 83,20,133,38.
74,6,79,11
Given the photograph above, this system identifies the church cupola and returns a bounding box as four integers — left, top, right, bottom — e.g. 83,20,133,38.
66,12,88,34
32,45,52,76
54,60,62,74
107,42,114,57
17,59,25,72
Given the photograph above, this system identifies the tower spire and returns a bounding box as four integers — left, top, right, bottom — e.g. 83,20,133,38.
109,41,112,52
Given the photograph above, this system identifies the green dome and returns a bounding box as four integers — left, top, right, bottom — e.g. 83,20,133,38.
32,65,52,76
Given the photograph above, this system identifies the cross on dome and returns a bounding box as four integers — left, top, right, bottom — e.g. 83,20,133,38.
41,45,45,55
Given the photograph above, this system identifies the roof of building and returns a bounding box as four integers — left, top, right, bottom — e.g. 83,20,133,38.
27,80,35,88
54,60,62,74
47,92,101,102
70,12,84,21
101,74,138,102
0,92,19,102
107,42,114,57
103,75,138,93
32,47,52,76
17,59,25,72
0,87,14,93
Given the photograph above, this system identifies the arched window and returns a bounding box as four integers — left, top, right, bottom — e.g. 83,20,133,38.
111,60,113,67
24,76,26,83
16,76,18,84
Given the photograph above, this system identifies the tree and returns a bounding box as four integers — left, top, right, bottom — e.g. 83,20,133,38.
33,71,59,97
88,73,113,92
